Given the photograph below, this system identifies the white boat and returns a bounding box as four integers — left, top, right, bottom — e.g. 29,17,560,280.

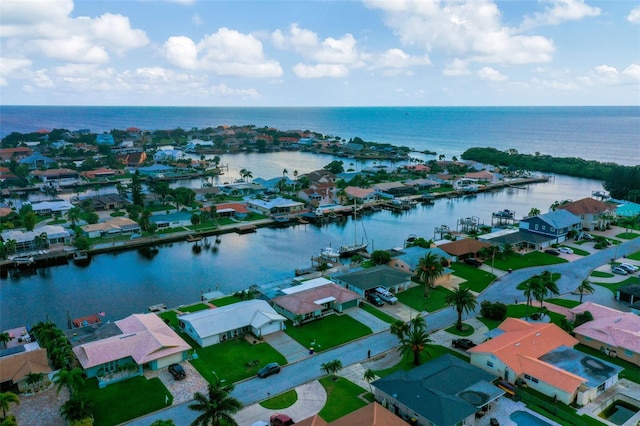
339,201,368,257
11,255,34,265
321,246,340,260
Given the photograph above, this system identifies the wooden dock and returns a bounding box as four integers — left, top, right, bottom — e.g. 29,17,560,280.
235,224,257,234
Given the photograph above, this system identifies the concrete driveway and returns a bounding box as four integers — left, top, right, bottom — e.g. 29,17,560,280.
262,331,311,363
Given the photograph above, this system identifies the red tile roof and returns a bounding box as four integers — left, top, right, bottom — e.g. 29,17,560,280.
556,197,616,215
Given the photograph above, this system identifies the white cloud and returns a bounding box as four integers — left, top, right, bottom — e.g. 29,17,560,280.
591,63,640,85
365,0,555,65
628,6,640,24
370,48,431,69
478,67,508,81
443,59,471,76
520,0,600,31
162,28,283,77
192,13,203,27
0,1,148,64
0,57,32,85
292,63,349,78
33,69,55,88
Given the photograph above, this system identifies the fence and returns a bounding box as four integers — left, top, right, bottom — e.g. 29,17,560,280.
516,388,589,426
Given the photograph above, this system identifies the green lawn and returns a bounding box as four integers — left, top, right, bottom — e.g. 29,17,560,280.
375,346,469,378
568,246,591,256
449,262,496,292
545,298,581,309
445,323,474,336
492,251,567,271
396,285,453,313
517,386,606,426
590,271,614,278
190,339,287,384
210,295,243,307
627,250,640,261
260,389,298,409
178,303,211,313
318,376,368,422
359,303,397,324
284,315,372,352
615,232,639,240
82,376,171,426
477,304,565,330
157,311,179,329
593,276,640,295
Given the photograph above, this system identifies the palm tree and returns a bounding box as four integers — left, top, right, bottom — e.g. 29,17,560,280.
25,372,44,392
0,333,10,350
59,394,94,425
363,369,376,392
417,253,444,297
0,414,18,426
397,318,432,366
189,382,242,426
390,320,409,339
521,278,543,319
320,359,343,380
577,279,595,304
528,207,541,217
0,392,19,419
282,168,288,178
54,367,85,397
445,287,478,330
66,207,82,227
537,272,560,311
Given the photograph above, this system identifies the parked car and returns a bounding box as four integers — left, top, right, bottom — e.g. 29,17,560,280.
270,414,295,426
464,257,483,267
257,362,281,378
558,247,573,254
620,263,639,272
612,267,628,275
374,287,398,304
544,249,560,256
366,292,384,307
452,338,477,350
618,263,638,273
168,363,186,380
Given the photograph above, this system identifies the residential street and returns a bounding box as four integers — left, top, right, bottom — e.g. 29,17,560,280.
127,235,640,426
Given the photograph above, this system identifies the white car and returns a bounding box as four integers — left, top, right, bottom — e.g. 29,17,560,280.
619,263,638,273
558,247,574,254
612,267,628,275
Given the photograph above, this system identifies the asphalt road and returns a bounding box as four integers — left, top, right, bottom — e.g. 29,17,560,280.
127,236,640,426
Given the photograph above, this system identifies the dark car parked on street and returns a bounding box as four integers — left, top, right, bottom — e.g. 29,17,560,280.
257,362,281,378
168,363,186,380
452,338,477,350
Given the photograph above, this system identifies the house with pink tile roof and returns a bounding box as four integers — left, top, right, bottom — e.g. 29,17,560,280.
344,186,378,204
570,302,640,367
72,313,190,388
468,318,622,405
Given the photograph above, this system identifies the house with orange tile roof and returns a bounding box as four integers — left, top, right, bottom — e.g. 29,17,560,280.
555,197,617,231
438,238,492,261
468,318,622,405
569,302,640,367
71,313,190,388
297,402,409,426
0,147,33,162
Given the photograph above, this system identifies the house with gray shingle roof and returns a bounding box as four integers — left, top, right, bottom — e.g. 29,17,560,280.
519,210,581,243
330,265,412,296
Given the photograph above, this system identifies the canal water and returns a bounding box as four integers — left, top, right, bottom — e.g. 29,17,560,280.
0,173,602,330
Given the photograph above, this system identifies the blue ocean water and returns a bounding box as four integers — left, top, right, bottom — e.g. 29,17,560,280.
1,106,638,166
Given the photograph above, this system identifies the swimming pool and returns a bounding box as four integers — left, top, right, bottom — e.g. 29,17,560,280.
510,410,554,426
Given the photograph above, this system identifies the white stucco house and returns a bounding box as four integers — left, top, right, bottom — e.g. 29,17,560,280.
178,300,286,347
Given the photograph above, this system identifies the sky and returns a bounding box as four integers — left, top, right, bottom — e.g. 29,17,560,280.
0,0,639,107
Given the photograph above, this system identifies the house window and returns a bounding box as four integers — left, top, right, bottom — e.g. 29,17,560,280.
550,227,556,232
486,361,494,367
542,225,546,231
535,224,539,230
585,337,592,341
531,377,539,384
524,374,531,380
625,349,633,357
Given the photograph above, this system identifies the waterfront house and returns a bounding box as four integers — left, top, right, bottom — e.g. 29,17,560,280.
372,181,415,198
297,182,336,205
96,133,115,145
154,148,187,163
463,170,499,183
149,211,193,230
297,403,409,426
19,152,55,170
555,197,616,231
304,170,337,184
220,182,265,196
388,246,453,285
78,193,129,211
372,354,504,426
133,164,175,178
178,300,286,347
468,318,622,405
0,147,33,162
403,178,440,191
247,196,305,218
202,202,250,220
31,168,80,187
330,265,412,296
117,150,147,167
438,238,492,262
344,186,378,204
71,313,190,388
28,199,74,216
185,139,214,152
80,167,123,180
569,302,640,367
1,225,71,253
270,280,361,325
518,210,581,244
80,217,141,238
0,326,52,393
